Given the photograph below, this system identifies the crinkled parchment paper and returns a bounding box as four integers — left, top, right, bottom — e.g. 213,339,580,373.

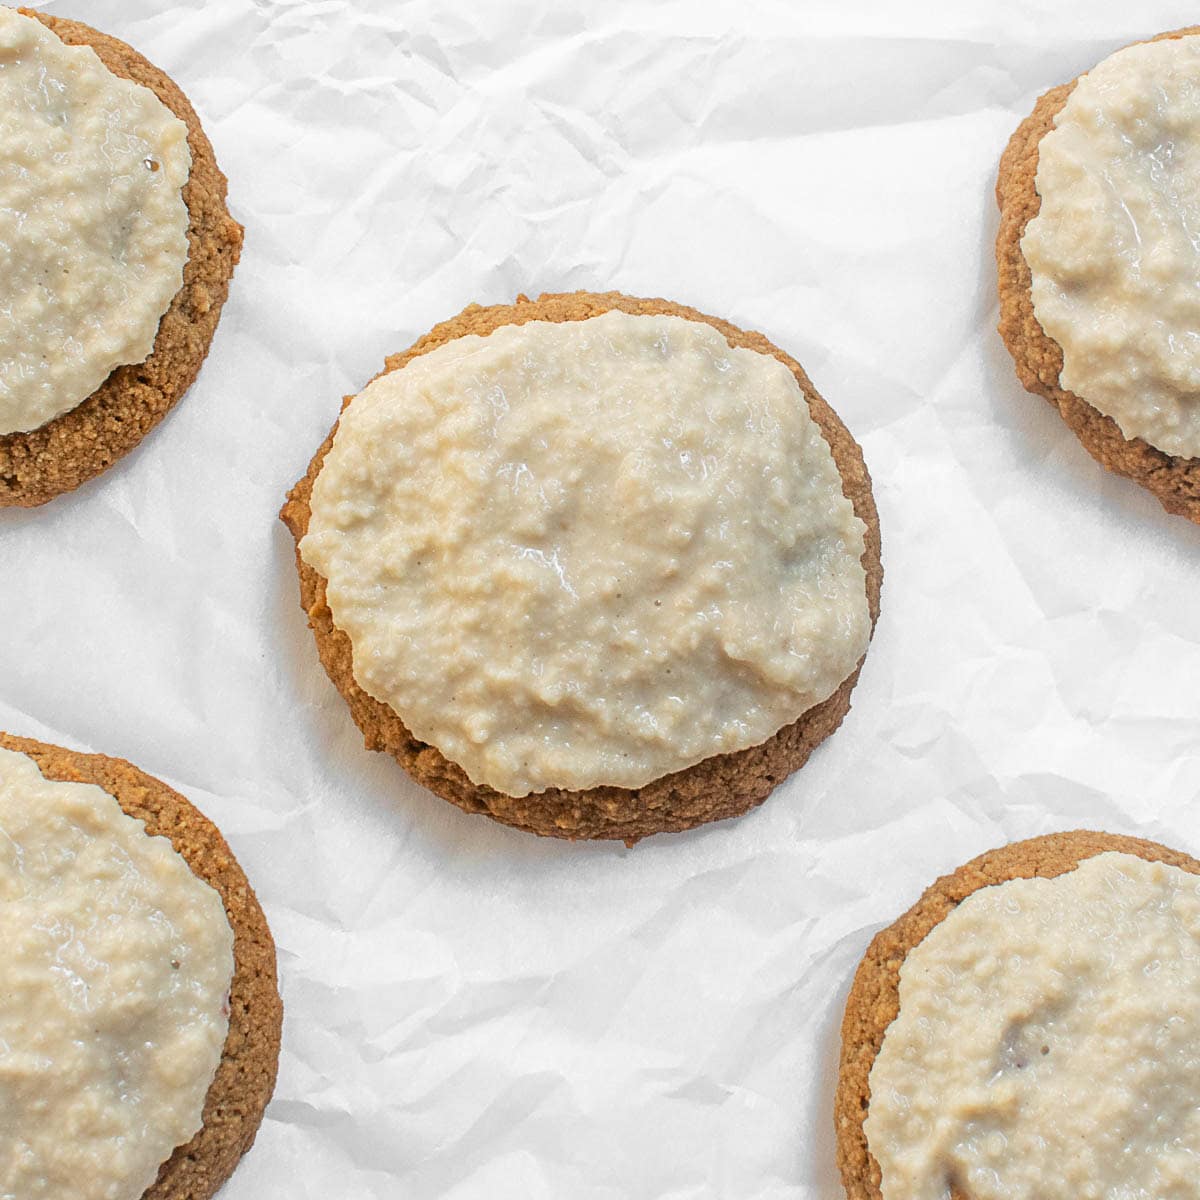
3,1,1200,1196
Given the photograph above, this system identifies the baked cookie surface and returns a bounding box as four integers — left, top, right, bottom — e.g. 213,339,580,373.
0,732,282,1200
834,829,1200,1200
0,10,243,509
282,290,883,844
995,27,1200,523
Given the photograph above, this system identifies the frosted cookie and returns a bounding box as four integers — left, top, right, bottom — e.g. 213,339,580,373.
0,732,282,1200
835,830,1200,1200
997,29,1200,522
0,8,243,508
282,290,882,843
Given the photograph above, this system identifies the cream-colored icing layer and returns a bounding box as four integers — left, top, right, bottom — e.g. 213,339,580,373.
0,7,191,435
0,747,234,1200
1024,35,1200,458
301,310,870,796
866,851,1200,1200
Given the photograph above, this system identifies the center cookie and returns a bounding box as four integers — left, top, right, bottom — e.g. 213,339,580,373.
282,290,882,843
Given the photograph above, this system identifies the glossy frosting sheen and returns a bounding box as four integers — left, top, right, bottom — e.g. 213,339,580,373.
0,7,191,435
301,311,870,796
0,748,234,1200
1024,35,1200,458
866,852,1200,1200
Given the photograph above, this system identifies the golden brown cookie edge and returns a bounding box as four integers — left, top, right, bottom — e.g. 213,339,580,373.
995,27,1200,524
280,289,883,843
0,732,283,1200
0,10,244,508
833,828,1200,1200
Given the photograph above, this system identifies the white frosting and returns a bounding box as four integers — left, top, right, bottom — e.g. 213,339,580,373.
866,851,1200,1200
0,747,234,1200
301,310,870,796
1024,35,1200,458
0,7,191,435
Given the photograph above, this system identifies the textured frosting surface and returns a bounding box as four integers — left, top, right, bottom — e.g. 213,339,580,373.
302,310,870,796
0,747,234,1200
1023,35,1200,458
866,851,1200,1200
0,7,190,435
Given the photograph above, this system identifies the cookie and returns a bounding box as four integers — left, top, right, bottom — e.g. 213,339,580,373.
0,732,282,1200
281,289,882,844
0,10,243,509
995,27,1200,523
834,829,1200,1200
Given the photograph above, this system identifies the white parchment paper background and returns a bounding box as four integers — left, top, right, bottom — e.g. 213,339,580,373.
3,1,1200,1196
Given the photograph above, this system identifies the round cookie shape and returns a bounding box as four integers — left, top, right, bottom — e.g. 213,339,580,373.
0,732,282,1200
300,309,872,797
281,290,883,844
834,830,1200,1200
996,27,1200,524
0,10,243,508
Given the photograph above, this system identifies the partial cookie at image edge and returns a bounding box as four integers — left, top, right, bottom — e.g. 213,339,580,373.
0,732,283,1200
0,10,243,508
995,25,1200,525
833,829,1200,1200
281,289,883,844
